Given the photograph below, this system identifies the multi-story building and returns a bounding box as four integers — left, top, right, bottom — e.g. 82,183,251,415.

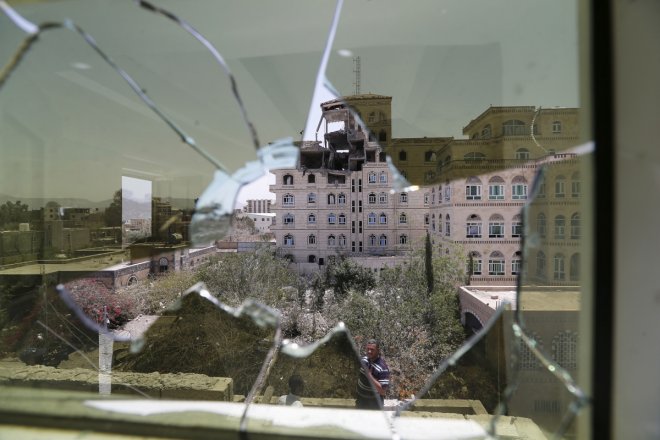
272,97,580,281
244,199,272,214
422,107,581,285
270,95,427,274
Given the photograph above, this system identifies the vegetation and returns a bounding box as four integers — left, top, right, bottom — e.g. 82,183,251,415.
0,200,30,229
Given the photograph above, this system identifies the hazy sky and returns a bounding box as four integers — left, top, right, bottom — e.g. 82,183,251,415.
0,0,579,203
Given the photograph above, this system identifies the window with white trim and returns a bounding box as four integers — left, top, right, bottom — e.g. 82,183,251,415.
488,176,505,200
379,213,387,224
488,214,505,238
555,215,566,239
368,213,376,225
552,120,562,133
338,193,346,204
399,213,407,224
512,214,522,237
554,253,566,280
328,235,336,246
379,192,388,204
379,234,387,246
308,234,316,245
368,192,376,204
555,175,566,198
466,214,482,238
537,213,547,238
338,213,346,225
368,234,376,246
283,193,294,206
379,172,387,183
368,172,376,183
283,174,293,185
466,177,482,200
503,119,527,136
338,234,347,247
307,193,316,204
327,193,336,205
467,252,482,275
571,171,581,197
283,234,294,246
399,234,408,245
399,192,408,203
328,213,336,224
283,213,294,225
488,251,505,275
515,148,530,160
571,213,580,239
424,193,430,205
307,213,316,224
512,251,522,275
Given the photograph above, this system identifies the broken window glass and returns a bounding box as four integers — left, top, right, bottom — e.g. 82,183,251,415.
0,0,591,439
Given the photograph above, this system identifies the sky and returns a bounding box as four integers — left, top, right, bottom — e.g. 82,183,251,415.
0,0,580,204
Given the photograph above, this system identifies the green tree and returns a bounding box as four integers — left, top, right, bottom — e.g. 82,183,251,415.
323,256,375,301
104,189,122,227
424,232,434,295
0,200,29,229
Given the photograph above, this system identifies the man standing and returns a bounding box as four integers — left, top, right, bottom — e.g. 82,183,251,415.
356,339,390,409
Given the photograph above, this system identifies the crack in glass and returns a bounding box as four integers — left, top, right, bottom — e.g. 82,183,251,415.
0,1,590,439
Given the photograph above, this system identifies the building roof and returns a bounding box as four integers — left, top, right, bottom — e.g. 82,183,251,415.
461,286,580,312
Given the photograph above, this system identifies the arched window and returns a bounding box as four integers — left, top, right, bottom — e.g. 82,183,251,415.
327,193,336,205
399,234,408,245
338,193,346,204
399,192,408,203
379,192,388,204
554,253,566,280
307,193,316,204
379,234,388,246
553,331,577,370
159,257,169,273
571,213,580,239
308,174,315,183
283,174,293,185
369,235,377,246
515,148,530,160
308,255,317,263
445,214,451,236
512,251,522,275
128,275,138,286
378,130,387,142
537,213,547,237
552,120,562,133
481,124,492,139
488,176,505,200
284,234,294,246
379,213,387,224
536,251,546,279
488,214,505,238
338,213,346,225
368,212,376,225
466,176,482,200
424,213,430,225
338,234,347,247
368,172,377,183
328,235,336,246
467,251,482,275
570,253,580,281
424,151,437,162
399,213,407,224
283,193,294,205
399,150,407,161
512,176,528,200
555,215,566,239
466,214,482,238
503,119,527,136
368,112,376,123
328,213,336,224
555,175,566,198
488,251,505,275
571,171,581,197
307,213,316,224
512,214,522,237
308,234,316,245
464,152,486,161
283,213,295,225
379,172,387,183
368,193,376,204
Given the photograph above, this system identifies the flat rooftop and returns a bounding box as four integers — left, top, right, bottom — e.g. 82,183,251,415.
462,286,580,312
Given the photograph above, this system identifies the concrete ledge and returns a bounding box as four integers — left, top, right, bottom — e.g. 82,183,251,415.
0,361,232,401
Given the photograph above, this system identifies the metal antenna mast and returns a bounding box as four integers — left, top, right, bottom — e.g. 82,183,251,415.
353,56,361,95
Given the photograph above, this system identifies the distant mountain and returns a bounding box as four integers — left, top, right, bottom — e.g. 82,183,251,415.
0,194,111,211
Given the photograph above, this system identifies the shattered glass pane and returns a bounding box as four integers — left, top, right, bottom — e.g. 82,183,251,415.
0,0,591,439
